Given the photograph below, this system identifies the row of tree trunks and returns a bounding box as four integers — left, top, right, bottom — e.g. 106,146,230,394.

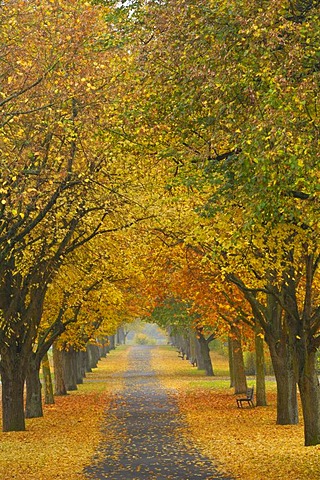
230,264,320,446
170,323,267,400
169,328,215,376
53,341,111,397
23,335,117,419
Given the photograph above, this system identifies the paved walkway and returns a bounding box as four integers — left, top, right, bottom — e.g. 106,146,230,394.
84,346,234,480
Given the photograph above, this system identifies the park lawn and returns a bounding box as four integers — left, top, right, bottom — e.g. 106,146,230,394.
152,346,320,480
0,346,128,480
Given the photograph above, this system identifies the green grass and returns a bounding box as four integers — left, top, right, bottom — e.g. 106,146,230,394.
187,379,232,390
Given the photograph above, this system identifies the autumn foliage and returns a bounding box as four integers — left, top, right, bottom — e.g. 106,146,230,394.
0,0,319,455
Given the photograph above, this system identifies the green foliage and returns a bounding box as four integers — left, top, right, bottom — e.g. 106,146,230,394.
209,338,228,357
150,297,198,333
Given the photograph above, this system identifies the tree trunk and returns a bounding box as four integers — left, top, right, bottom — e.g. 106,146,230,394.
53,344,67,396
231,325,247,394
196,330,214,376
297,349,320,445
42,352,54,405
267,333,298,424
25,354,43,418
194,332,205,370
99,337,109,356
76,351,86,384
85,346,93,373
117,327,126,345
108,335,116,350
189,331,197,366
181,334,190,360
0,351,26,431
0,271,46,431
87,344,100,369
184,332,191,360
62,349,78,391
255,329,267,406
283,253,320,445
228,336,234,388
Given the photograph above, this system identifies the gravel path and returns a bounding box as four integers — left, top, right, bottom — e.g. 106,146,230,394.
84,346,234,480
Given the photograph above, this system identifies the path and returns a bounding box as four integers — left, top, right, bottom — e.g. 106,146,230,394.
84,346,234,480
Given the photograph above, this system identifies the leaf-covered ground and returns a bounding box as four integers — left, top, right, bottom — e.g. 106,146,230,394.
84,345,230,479
151,346,320,480
1,345,320,479
0,346,128,480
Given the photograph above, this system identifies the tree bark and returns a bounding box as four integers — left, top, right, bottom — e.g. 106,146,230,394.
76,351,86,384
85,346,93,373
86,344,100,369
184,332,191,360
228,336,235,388
194,332,205,370
0,350,26,431
99,337,109,356
181,333,190,360
231,325,247,394
196,328,214,376
108,335,116,350
53,344,67,396
267,332,298,424
255,328,267,406
189,330,197,366
25,354,43,418
297,348,320,445
62,348,78,391
0,267,46,431
283,253,320,444
117,326,126,345
42,352,54,405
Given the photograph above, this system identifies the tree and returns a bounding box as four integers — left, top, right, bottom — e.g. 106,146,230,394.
112,0,320,445
0,0,151,431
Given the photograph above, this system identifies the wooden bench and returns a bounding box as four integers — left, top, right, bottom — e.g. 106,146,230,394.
236,387,254,408
177,350,185,360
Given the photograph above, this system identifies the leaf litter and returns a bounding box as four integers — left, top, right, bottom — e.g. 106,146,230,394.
151,346,320,480
1,345,319,480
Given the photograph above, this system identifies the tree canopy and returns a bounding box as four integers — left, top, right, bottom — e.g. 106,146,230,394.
0,0,319,446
